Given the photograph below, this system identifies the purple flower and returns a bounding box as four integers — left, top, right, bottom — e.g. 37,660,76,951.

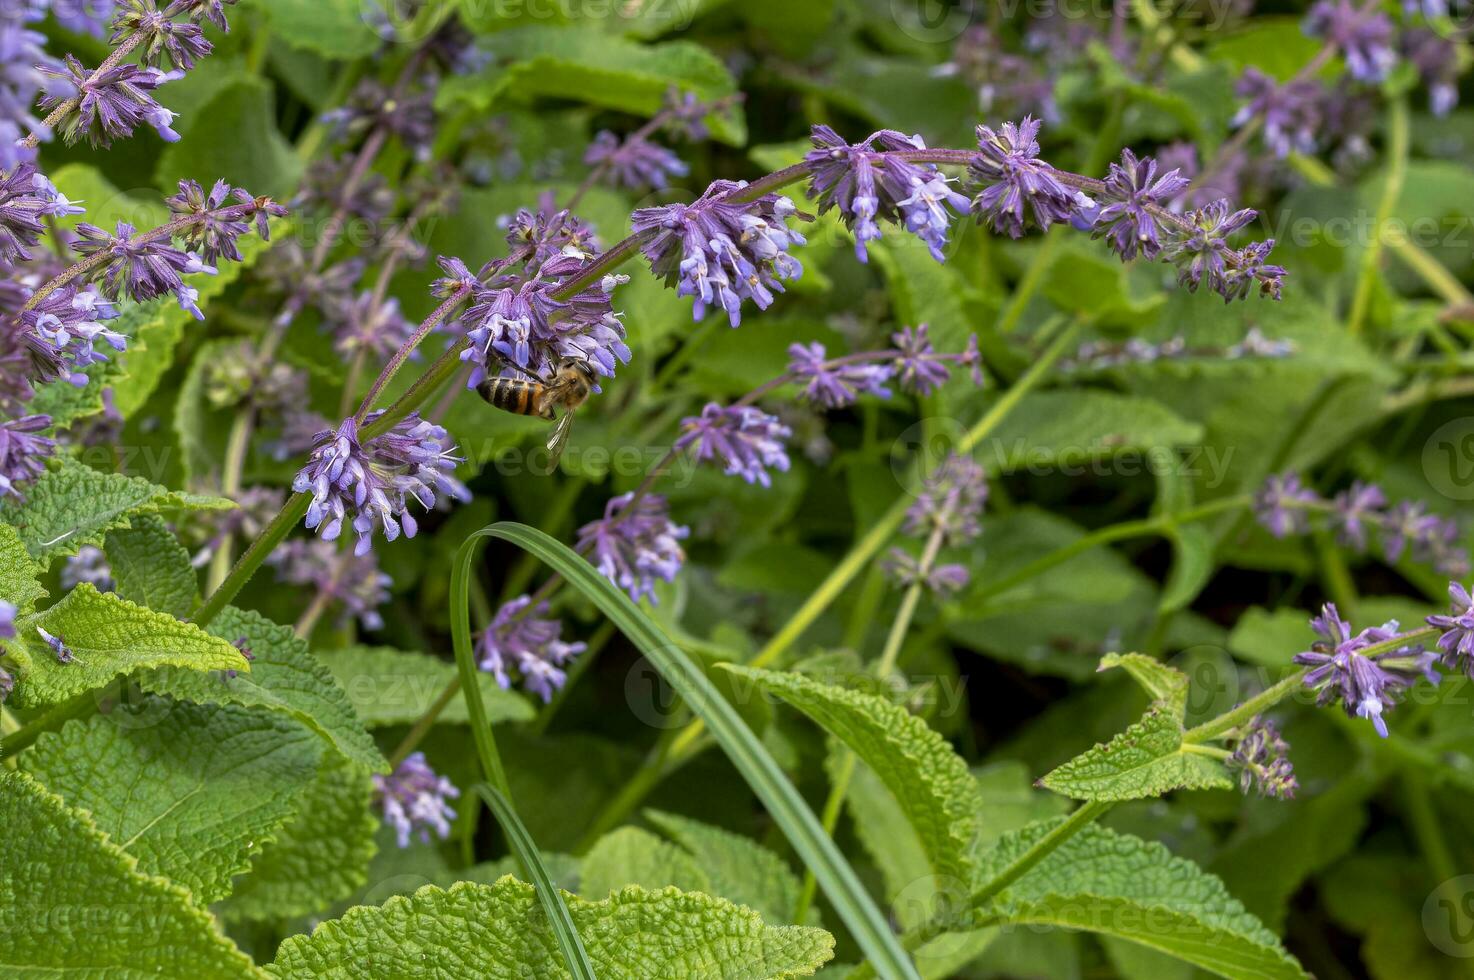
1381,500,1445,564
585,131,689,191
1403,28,1461,117
166,0,237,31
677,403,791,487
61,545,112,592
270,538,392,631
112,0,212,71
786,342,892,409
1232,68,1323,158
0,415,55,501
1294,604,1436,737
322,79,435,155
575,493,688,603
40,55,182,146
72,220,208,309
968,117,1085,238
36,625,73,663
806,125,969,262
1429,581,1474,680
0,598,15,639
1304,0,1397,82
632,179,805,327
1093,150,1190,261
1329,481,1386,550
328,292,416,361
661,87,711,141
292,413,469,556
1253,473,1321,538
1228,716,1297,799
165,178,286,264
372,752,459,849
883,548,970,594
1165,199,1284,302
477,595,586,703
891,324,952,395
905,453,987,545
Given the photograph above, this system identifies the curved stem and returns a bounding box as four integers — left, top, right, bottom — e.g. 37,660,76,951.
193,493,310,627
1183,668,1309,743
1347,96,1409,336
353,289,471,421
970,799,1115,908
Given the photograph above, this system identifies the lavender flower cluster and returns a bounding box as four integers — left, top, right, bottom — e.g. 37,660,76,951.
477,595,586,703
1295,603,1441,737
883,452,989,596
1058,328,1296,374
373,751,460,849
1254,474,1469,577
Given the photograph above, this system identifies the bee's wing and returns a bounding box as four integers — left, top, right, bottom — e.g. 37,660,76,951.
546,408,576,462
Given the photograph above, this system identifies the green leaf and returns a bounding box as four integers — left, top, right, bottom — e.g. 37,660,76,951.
157,77,301,199
266,879,834,979
580,826,707,899
315,644,534,728
246,0,380,58
464,523,917,979
1095,652,1190,707
977,390,1204,473
1040,706,1232,801
977,821,1306,979
20,702,321,903
1041,247,1165,329
104,514,197,618
1159,523,1216,614
0,770,261,977
1226,607,1308,667
870,238,974,353
440,28,744,143
1205,17,1324,81
0,521,46,615
724,665,982,886
646,809,808,926
6,584,247,709
0,457,232,568
142,606,385,771
221,750,379,921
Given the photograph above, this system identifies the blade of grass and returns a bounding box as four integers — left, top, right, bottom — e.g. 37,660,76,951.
473,521,919,980
452,534,595,980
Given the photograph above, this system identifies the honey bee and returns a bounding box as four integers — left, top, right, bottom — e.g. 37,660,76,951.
477,361,596,464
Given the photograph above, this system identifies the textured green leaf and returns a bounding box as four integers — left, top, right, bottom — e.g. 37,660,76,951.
977,390,1204,473
104,514,197,619
726,666,981,885
0,457,232,568
267,879,834,979
1041,247,1165,328
1095,653,1190,708
247,0,379,58
6,584,247,709
0,770,261,978
579,826,707,900
157,77,301,199
141,606,387,773
21,702,321,903
0,521,46,616
646,809,807,926
977,821,1306,979
315,645,534,728
1040,705,1231,801
1226,607,1307,667
440,28,743,143
222,750,379,922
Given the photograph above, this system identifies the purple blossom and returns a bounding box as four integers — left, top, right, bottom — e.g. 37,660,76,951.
0,415,55,501
112,0,212,71
329,292,416,361
39,55,182,146
661,88,711,141
1329,481,1387,550
1294,604,1436,737
575,492,688,603
806,125,969,262
631,179,805,327
165,178,286,264
323,79,436,155
1381,500,1445,564
1304,0,1398,82
1228,717,1297,799
968,117,1085,238
1403,28,1462,117
0,598,15,639
585,131,689,191
891,324,952,395
72,220,211,311
25,285,127,379
292,413,469,556
883,548,970,594
165,0,237,31
1232,68,1323,158
936,26,1059,122
677,403,791,487
36,625,73,663
372,752,459,849
1093,150,1190,261
1165,199,1285,302
1253,473,1321,538
477,595,586,703
270,538,392,631
61,545,112,592
0,19,56,169
786,342,893,408
906,453,987,545
1429,581,1474,680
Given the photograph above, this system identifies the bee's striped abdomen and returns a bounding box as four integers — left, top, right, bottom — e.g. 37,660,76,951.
477,378,555,419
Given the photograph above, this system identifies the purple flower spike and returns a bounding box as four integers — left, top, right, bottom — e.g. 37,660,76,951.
891,324,952,395
1304,0,1398,83
1228,717,1297,799
165,178,287,264
113,0,213,71
883,548,970,594
292,414,468,556
0,415,55,502
1094,149,1190,261
1403,28,1461,117
1253,473,1321,538
968,116,1085,238
270,539,392,632
786,342,892,409
575,493,688,603
39,55,182,147
1429,581,1474,680
0,599,15,640
1165,199,1285,302
1295,603,1437,737
806,125,968,262
585,131,690,191
372,752,460,849
477,596,587,703
632,180,804,327
1329,481,1387,550
1381,500,1445,564
906,452,987,546
677,403,792,487
1232,68,1323,158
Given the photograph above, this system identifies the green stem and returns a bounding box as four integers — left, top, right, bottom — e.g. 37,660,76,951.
1183,668,1309,743
207,410,255,592
192,493,310,628
995,228,1063,335
1347,96,1409,337
970,799,1114,907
